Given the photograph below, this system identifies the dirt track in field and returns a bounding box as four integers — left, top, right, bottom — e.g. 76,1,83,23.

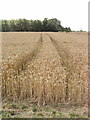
2,32,88,118
17,33,43,73
14,33,67,104
2,32,88,104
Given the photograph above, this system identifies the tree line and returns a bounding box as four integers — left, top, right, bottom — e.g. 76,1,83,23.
0,18,71,32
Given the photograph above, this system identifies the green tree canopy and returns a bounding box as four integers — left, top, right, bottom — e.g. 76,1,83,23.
1,18,72,32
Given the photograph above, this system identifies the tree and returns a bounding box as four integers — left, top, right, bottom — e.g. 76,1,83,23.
47,18,61,31
9,20,17,31
0,20,2,32
42,18,63,32
64,27,71,32
31,20,42,31
42,18,48,31
21,19,30,31
2,20,10,32
1,18,72,32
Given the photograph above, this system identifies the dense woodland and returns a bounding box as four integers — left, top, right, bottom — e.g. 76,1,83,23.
0,18,71,32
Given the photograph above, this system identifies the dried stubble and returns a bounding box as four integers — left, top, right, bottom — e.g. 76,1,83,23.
17,34,67,105
2,32,42,100
2,32,88,106
48,32,88,105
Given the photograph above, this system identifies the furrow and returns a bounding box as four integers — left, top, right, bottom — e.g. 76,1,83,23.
2,33,43,99
12,33,67,105
46,33,88,105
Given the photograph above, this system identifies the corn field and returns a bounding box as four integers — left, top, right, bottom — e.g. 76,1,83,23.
2,32,88,107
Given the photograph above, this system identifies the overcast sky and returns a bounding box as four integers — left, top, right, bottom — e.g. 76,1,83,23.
0,0,89,31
